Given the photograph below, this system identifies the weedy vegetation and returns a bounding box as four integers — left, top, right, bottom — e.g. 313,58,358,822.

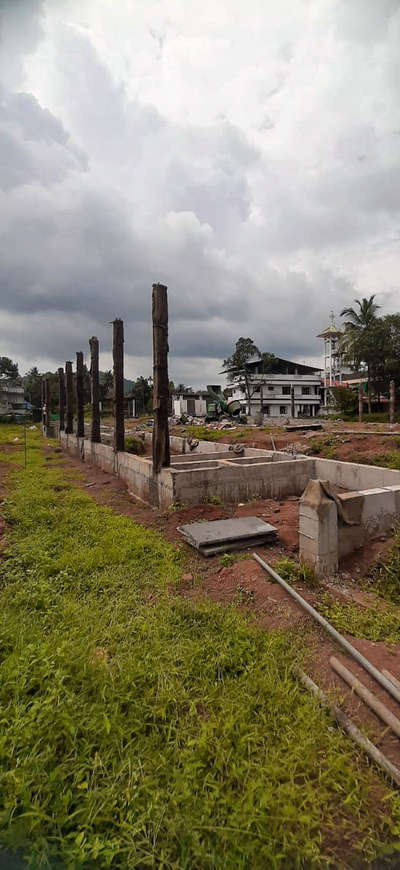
0,426,399,867
272,557,319,589
317,594,400,645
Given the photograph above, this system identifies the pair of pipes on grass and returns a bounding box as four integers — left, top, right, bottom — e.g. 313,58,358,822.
253,553,400,787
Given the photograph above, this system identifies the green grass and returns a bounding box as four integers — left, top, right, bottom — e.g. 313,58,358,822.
0,427,399,867
339,412,400,424
353,451,400,470
368,529,400,605
317,594,400,645
183,426,225,442
272,557,319,589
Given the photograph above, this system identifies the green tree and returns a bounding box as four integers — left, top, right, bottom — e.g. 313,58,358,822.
23,367,42,407
0,356,19,379
132,376,153,415
99,370,113,404
223,337,275,412
340,295,380,413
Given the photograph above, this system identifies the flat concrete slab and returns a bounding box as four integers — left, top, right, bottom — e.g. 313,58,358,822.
285,422,322,432
178,516,277,556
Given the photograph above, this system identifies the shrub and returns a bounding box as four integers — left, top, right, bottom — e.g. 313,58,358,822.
124,435,145,455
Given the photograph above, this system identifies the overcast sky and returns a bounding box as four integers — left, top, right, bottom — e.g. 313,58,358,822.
0,0,399,386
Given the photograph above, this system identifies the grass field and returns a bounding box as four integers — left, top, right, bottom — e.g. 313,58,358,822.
0,426,399,868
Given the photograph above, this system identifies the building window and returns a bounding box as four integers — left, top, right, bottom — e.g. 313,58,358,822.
302,386,310,395
280,406,287,415
315,386,319,394
262,405,270,415
282,386,291,395
268,385,274,391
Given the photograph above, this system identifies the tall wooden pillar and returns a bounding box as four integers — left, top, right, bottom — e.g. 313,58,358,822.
44,378,50,430
58,367,66,431
65,361,73,434
76,351,85,438
358,382,363,424
389,379,395,424
89,336,101,443
152,283,170,473
41,377,45,427
112,319,125,452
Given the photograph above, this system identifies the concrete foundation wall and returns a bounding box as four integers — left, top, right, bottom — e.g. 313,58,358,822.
313,457,400,491
300,478,400,574
173,458,314,505
60,432,174,509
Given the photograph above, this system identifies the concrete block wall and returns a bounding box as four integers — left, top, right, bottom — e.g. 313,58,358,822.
300,480,400,573
59,432,174,508
313,457,400,491
299,482,339,575
173,458,314,505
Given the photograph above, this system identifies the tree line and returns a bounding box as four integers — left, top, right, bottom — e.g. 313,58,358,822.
0,357,193,417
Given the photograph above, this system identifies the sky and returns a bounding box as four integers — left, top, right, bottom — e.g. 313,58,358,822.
0,0,399,387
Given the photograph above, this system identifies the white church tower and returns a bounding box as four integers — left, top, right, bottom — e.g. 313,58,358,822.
317,312,344,404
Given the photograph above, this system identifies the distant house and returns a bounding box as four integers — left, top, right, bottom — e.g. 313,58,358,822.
226,357,322,419
0,380,26,417
173,391,210,418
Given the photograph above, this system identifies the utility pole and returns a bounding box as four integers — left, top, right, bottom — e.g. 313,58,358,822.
65,361,73,434
76,351,85,438
112,319,125,452
89,336,101,443
152,283,170,473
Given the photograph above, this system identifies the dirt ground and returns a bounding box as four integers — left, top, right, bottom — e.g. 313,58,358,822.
122,415,400,465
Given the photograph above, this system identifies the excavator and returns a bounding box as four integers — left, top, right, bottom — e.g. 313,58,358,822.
205,385,246,423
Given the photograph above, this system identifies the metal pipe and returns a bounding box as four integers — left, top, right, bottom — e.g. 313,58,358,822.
297,669,400,787
253,553,400,705
331,656,400,739
382,669,400,693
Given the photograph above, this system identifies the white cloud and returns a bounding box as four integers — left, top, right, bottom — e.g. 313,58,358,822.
0,0,399,386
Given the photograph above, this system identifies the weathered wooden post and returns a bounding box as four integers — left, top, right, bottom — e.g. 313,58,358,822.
389,379,395,424
43,377,50,431
358,382,363,424
291,385,295,418
58,367,66,432
152,283,170,473
41,377,45,427
112,319,125,452
76,351,85,438
65,361,73,434
89,336,101,443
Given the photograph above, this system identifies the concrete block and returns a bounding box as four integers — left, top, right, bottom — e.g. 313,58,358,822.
337,492,364,525
384,485,400,515
359,488,396,535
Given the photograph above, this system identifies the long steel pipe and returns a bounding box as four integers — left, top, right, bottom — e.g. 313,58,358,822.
253,553,400,705
297,669,400,787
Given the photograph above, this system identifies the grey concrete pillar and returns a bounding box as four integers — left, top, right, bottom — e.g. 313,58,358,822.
299,479,338,576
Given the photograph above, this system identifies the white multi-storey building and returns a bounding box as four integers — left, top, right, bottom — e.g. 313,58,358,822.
0,380,26,416
227,357,322,419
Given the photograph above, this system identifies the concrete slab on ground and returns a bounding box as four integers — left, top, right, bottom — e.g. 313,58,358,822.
178,516,278,556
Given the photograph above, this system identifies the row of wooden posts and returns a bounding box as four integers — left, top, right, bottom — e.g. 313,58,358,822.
42,283,171,474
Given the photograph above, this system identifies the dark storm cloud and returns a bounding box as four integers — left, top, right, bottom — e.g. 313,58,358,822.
0,0,399,384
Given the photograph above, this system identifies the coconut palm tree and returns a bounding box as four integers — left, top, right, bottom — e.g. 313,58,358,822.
340,295,380,413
